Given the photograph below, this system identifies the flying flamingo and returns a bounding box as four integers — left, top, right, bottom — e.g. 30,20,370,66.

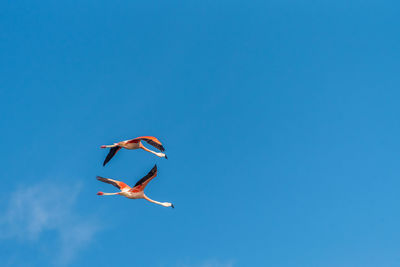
101,136,167,166
96,165,174,208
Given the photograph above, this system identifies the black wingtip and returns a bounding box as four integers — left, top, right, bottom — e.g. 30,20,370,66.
151,164,157,174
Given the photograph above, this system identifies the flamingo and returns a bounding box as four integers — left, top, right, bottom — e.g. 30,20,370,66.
96,165,174,208
101,136,167,166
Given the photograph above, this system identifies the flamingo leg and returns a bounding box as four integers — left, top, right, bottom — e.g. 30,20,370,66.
97,192,120,196
101,144,119,148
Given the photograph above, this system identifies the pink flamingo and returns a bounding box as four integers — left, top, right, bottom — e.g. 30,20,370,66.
101,136,167,166
96,165,174,208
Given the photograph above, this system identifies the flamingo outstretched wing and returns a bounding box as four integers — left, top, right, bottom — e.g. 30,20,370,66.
103,146,121,166
131,165,158,191
96,176,131,190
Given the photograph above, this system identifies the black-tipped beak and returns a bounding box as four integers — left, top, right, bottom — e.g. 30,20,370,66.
171,204,174,208
165,155,168,160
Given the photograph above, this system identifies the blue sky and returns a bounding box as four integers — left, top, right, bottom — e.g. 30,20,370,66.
1,1,400,266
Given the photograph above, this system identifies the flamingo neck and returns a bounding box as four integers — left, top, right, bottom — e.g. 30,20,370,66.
143,194,169,207
140,145,164,158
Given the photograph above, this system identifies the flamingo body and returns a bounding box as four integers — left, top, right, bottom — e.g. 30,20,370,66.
117,190,144,199
121,140,141,150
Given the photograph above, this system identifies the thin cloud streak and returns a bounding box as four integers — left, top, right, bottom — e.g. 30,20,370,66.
0,181,100,264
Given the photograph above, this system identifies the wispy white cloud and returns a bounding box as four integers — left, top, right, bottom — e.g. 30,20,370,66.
0,181,100,265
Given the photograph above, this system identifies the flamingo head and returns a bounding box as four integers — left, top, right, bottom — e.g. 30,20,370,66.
156,152,168,159
100,145,106,148
97,192,104,196
162,202,174,208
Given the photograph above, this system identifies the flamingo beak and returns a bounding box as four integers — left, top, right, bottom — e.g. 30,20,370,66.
165,155,168,160
171,204,174,208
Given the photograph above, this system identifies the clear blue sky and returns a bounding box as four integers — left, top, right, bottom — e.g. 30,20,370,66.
1,1,400,266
